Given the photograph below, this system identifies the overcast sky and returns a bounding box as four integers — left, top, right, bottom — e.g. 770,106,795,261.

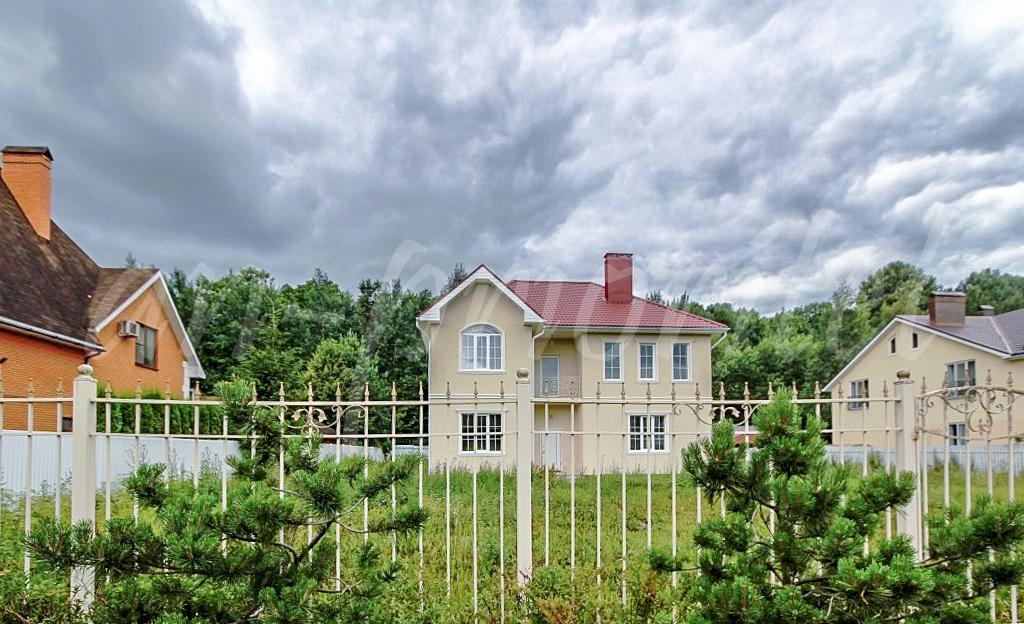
2,1,1022,311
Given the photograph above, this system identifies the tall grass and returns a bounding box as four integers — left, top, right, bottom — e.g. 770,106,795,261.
3,462,1024,620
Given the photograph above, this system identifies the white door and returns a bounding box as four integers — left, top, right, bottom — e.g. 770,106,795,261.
541,356,560,396
539,428,562,471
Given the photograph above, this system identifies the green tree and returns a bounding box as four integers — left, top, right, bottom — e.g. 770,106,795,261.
958,269,1024,315
279,269,356,360
856,261,939,331
442,263,468,295
304,333,383,402
27,381,426,624
652,389,1024,623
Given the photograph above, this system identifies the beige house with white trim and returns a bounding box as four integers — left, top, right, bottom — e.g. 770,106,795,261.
824,292,1024,447
416,253,729,473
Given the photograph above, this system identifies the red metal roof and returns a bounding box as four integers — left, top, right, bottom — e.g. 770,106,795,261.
507,280,727,330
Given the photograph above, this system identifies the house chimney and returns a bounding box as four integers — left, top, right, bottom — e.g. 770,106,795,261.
1,146,53,240
979,305,996,317
928,291,966,327
604,252,633,304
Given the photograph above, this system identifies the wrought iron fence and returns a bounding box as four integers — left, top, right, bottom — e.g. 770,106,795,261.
1,364,1022,620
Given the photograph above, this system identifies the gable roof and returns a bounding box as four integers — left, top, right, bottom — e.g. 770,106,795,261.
0,176,204,378
417,265,545,324
0,177,101,348
88,268,162,329
898,312,1024,358
823,310,1024,392
507,280,728,331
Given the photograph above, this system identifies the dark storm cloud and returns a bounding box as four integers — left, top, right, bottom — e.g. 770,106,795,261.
1,0,1022,310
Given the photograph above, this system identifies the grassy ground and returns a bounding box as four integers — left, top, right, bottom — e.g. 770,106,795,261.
3,464,1024,620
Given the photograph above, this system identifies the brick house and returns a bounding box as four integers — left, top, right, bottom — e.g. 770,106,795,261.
0,146,204,430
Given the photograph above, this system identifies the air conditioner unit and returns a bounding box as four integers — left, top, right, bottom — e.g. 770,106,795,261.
118,320,141,338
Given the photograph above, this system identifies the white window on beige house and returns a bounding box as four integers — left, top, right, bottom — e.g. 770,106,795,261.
629,413,667,452
604,341,622,381
460,411,502,454
460,324,502,371
949,422,967,447
672,342,690,381
638,342,656,381
849,379,869,410
946,360,976,396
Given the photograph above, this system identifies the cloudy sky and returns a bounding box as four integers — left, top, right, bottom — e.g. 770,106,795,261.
2,1,1023,311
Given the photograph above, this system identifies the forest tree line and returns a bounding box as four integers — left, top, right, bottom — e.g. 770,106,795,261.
160,258,1024,401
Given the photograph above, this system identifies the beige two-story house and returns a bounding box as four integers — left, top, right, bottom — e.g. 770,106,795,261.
825,292,1024,448
416,253,728,472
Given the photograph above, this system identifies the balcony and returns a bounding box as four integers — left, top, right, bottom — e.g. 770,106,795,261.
538,376,581,398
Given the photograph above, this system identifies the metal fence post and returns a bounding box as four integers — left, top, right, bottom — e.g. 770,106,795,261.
515,367,533,586
70,364,98,605
894,369,923,560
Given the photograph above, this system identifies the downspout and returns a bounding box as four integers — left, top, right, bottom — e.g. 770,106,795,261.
415,318,432,396
711,330,729,350
530,324,549,396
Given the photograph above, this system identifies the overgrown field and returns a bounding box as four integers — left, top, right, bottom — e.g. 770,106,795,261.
3,463,1024,621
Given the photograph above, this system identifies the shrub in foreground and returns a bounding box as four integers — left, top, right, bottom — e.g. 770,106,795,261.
652,388,1024,623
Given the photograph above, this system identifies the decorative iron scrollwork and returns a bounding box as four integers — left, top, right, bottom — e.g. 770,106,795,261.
286,404,370,435
917,380,1021,439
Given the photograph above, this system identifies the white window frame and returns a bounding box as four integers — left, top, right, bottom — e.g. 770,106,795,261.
459,324,504,373
949,422,967,447
672,341,691,382
459,411,504,455
628,413,668,453
849,379,869,410
911,332,919,350
888,336,897,355
135,323,157,368
603,341,623,382
638,342,657,382
946,360,976,397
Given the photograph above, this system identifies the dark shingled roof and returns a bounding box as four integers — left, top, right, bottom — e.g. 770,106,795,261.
0,176,155,348
899,311,1024,357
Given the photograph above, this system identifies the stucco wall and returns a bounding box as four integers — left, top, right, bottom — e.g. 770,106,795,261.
423,280,717,472
425,281,536,467
831,321,1021,447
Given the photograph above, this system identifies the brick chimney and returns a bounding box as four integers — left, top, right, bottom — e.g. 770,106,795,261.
1,146,53,240
604,253,633,304
979,305,996,317
928,292,966,327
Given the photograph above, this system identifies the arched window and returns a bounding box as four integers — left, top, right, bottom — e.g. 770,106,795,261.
460,324,503,371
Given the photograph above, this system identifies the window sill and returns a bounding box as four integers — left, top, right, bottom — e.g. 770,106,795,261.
458,369,506,375
135,363,158,371
672,378,693,383
458,451,505,457
627,450,669,455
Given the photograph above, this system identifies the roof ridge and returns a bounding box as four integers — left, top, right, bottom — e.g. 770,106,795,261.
508,279,599,286
989,315,1015,355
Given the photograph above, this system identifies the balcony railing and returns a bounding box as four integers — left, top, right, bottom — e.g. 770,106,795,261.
539,376,581,398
